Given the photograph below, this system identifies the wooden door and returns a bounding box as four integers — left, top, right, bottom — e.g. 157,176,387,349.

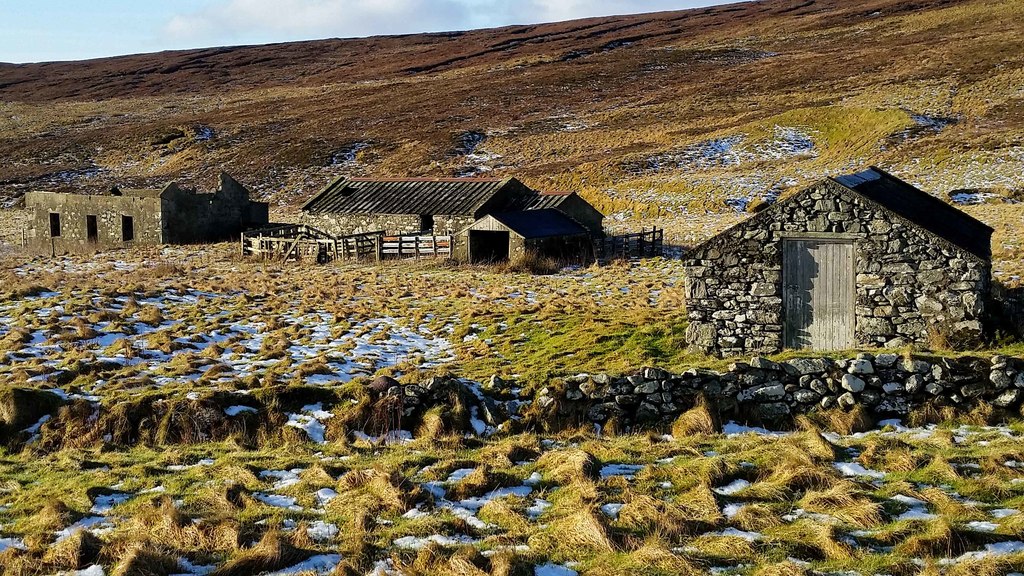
783,238,854,350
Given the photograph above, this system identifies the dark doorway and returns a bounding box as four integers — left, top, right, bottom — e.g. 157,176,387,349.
49,213,61,237
86,215,99,242
121,215,135,242
469,230,510,263
419,214,434,232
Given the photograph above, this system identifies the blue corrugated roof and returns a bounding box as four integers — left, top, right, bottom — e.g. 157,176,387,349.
489,209,588,239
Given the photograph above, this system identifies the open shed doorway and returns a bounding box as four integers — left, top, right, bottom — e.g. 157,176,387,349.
469,230,509,263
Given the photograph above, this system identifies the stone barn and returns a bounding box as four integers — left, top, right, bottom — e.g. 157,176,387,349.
300,176,604,262
462,209,593,263
24,172,269,255
683,167,993,356
300,177,539,236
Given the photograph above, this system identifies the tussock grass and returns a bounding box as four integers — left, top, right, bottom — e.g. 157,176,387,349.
798,481,884,528
211,529,309,576
537,449,600,484
529,509,616,558
671,396,721,437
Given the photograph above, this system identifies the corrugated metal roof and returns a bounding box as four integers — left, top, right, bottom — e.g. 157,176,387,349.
489,209,589,239
832,166,993,259
301,176,520,216
500,190,574,211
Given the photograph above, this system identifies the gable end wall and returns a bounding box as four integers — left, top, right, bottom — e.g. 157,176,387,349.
683,180,990,356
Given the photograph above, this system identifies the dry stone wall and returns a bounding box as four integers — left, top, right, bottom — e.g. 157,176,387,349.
536,353,1024,429
683,180,990,357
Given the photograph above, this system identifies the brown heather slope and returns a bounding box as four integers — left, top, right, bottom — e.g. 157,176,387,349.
0,0,1022,280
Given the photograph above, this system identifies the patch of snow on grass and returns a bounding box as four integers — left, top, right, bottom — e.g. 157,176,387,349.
254,493,302,511
267,554,342,575
600,503,624,519
286,403,333,444
710,527,763,541
0,537,27,552
722,422,788,436
713,479,751,496
308,521,339,541
260,468,304,490
393,534,477,549
599,463,644,479
534,564,578,576
833,462,885,479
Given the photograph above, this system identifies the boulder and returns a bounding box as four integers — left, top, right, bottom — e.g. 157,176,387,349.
837,392,857,408
848,359,875,375
793,389,820,404
882,382,903,394
875,353,900,368
368,376,400,395
841,374,866,393
991,370,1014,390
786,357,832,375
750,356,782,371
993,389,1022,408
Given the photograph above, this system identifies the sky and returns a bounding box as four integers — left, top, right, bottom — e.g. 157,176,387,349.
0,0,740,63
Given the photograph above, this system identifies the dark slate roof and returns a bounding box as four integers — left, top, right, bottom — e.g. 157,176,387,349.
301,177,519,216
489,209,589,239
504,191,575,210
832,166,994,259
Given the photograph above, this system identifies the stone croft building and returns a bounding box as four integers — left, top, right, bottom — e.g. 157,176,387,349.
25,172,269,255
300,176,604,262
683,167,993,356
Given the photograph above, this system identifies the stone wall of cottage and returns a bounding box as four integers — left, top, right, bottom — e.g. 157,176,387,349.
683,180,990,357
23,191,164,254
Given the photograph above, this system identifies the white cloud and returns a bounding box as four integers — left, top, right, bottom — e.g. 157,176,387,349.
164,0,731,44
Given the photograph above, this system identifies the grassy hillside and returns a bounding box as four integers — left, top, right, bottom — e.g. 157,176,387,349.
1,0,1022,275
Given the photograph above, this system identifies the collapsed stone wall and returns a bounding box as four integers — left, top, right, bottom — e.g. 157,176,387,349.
161,173,269,243
536,353,1024,429
683,180,990,357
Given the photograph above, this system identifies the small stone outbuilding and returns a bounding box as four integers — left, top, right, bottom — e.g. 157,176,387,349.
461,209,593,263
683,167,993,356
24,172,269,255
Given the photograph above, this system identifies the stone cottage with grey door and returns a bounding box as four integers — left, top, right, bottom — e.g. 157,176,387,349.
683,167,993,357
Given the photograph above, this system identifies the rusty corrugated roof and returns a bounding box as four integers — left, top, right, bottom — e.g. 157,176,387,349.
301,176,521,216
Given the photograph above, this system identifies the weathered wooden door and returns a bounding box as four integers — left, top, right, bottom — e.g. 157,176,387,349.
783,238,854,350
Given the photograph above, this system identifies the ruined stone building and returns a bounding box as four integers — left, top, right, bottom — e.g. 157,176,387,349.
300,176,604,262
24,172,269,254
683,167,993,356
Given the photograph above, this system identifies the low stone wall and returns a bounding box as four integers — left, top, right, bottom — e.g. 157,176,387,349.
537,353,1024,428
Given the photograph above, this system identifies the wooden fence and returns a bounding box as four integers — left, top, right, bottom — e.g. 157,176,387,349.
381,234,452,259
593,227,664,261
241,225,451,263
241,224,382,263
